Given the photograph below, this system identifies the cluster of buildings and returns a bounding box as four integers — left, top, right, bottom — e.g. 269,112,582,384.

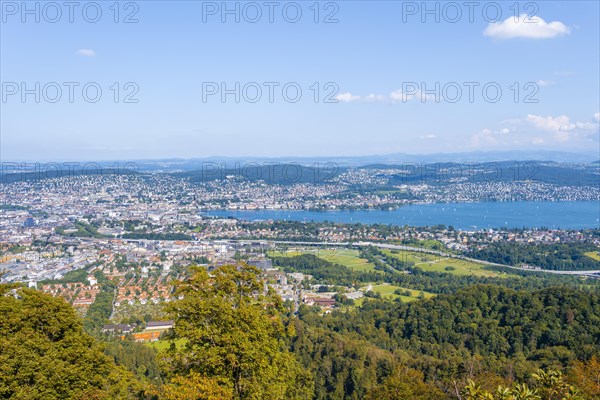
41,279,101,313
2,202,599,286
2,169,598,230
418,181,600,203
101,320,175,342
113,275,172,307
0,171,598,338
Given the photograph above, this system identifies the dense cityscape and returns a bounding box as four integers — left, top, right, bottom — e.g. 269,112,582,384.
2,160,600,400
2,168,599,317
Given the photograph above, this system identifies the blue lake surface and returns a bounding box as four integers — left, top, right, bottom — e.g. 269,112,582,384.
203,201,600,230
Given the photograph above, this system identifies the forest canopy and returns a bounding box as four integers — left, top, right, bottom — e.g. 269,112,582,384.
1,265,599,399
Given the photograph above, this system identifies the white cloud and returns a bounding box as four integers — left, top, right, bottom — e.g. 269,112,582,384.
335,89,436,104
472,126,547,148
526,114,599,143
575,122,598,130
526,114,599,132
389,90,403,102
526,114,576,132
483,14,569,39
420,134,438,140
364,94,386,102
472,113,599,149
335,92,361,102
389,89,435,103
76,49,96,57
536,80,555,87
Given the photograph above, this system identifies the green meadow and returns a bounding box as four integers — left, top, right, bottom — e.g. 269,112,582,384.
360,283,435,303
584,251,600,261
145,338,187,351
383,249,505,278
282,248,377,272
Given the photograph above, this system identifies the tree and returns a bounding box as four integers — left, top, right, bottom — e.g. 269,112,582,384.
364,367,445,400
531,369,581,400
161,264,313,400
0,283,142,399
567,356,600,399
159,373,233,400
461,369,582,400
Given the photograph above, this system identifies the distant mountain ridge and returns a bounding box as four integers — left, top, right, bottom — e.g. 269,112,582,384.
4,150,598,170
3,151,598,175
63,150,599,171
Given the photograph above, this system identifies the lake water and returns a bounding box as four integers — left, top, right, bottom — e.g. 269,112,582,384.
203,201,600,230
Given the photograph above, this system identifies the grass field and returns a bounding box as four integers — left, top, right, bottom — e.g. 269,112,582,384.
383,249,504,278
360,283,435,303
384,249,437,264
145,338,187,351
282,248,377,272
584,251,600,261
415,239,445,251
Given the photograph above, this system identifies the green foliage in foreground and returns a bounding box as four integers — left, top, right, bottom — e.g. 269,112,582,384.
0,284,142,399
159,264,313,400
2,266,600,399
462,369,581,399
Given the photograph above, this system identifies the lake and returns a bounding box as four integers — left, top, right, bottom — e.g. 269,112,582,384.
203,201,600,230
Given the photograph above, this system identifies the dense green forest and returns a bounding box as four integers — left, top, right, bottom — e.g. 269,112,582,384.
1,265,599,399
469,242,600,271
301,285,599,367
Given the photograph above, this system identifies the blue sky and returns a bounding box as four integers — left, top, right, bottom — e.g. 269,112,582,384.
1,0,599,161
